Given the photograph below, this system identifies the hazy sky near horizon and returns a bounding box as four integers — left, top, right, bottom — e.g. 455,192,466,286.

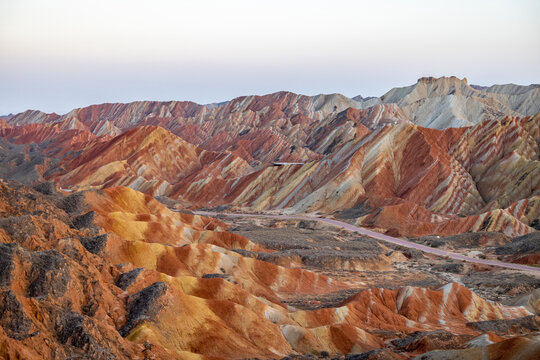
1,0,539,114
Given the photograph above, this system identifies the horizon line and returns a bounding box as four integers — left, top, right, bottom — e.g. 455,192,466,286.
3,76,539,117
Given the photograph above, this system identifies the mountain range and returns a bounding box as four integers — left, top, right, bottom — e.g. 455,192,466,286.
1,77,538,238
1,76,539,359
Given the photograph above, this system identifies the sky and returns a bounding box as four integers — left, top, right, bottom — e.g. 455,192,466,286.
1,0,539,115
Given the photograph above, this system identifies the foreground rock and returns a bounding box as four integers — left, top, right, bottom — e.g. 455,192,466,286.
0,181,537,359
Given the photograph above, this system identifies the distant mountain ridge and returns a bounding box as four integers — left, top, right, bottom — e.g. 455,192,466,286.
7,77,540,132
5,77,539,168
352,76,540,128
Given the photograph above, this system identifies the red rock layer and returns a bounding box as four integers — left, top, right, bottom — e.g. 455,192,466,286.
5,93,406,165
0,182,535,359
293,282,531,332
2,98,538,238
50,126,254,198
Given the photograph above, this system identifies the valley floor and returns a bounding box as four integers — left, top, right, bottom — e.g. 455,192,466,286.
202,212,540,307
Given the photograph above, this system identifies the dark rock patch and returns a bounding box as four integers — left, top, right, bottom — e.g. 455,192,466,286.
338,200,376,220
202,273,229,279
0,242,16,286
82,299,99,317
462,272,540,301
199,205,231,212
54,311,117,359
0,289,37,340
71,211,95,230
24,192,37,201
57,192,85,214
466,315,539,334
391,246,423,260
80,234,108,254
463,272,540,295
277,355,318,360
201,273,237,284
432,263,464,274
322,137,340,155
27,250,70,298
411,232,509,249
495,232,540,256
391,330,474,352
344,349,404,360
56,312,91,349
297,220,321,230
119,282,167,337
115,268,144,290
0,215,39,241
33,181,57,195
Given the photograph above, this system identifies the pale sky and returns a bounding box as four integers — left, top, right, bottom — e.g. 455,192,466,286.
1,0,539,114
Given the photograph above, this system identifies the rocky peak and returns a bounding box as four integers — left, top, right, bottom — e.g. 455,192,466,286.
417,76,468,85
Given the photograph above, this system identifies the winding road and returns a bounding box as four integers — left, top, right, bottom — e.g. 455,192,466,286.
194,211,540,273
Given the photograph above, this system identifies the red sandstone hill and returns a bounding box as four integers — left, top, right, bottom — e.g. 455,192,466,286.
1,181,537,359
55,125,254,196
8,78,538,166
0,110,538,238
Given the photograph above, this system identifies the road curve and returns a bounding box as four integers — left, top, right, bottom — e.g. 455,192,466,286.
194,211,540,273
